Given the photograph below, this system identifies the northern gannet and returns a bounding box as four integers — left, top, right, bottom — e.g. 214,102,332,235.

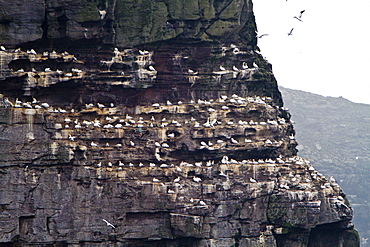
257,34,269,38
199,200,206,206
102,219,115,229
99,10,107,19
288,28,294,36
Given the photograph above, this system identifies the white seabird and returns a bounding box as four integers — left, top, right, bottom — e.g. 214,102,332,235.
99,10,107,19
231,138,238,144
102,219,115,229
199,200,206,206
221,156,229,164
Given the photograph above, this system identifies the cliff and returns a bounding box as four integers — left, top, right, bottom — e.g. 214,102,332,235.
0,0,359,246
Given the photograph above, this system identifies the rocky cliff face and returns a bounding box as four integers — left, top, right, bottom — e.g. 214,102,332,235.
0,0,359,246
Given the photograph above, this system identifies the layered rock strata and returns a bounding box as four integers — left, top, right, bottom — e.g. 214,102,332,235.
0,0,359,246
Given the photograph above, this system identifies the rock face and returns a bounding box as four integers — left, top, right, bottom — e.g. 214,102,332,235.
0,0,359,246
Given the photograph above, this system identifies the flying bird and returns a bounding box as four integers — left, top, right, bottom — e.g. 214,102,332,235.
102,219,115,229
287,28,294,36
294,10,305,22
294,16,303,22
257,34,269,38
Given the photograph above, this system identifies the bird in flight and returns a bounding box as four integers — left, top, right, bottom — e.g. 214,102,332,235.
287,28,294,36
294,16,303,22
257,34,269,38
294,10,305,22
102,219,115,229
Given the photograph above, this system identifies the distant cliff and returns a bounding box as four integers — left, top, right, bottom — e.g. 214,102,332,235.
0,0,359,246
280,86,370,246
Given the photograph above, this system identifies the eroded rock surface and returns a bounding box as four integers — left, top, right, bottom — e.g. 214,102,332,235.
0,0,359,246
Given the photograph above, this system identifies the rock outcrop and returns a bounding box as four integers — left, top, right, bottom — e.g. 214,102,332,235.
0,0,359,246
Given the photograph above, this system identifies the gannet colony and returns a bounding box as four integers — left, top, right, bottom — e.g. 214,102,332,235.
0,0,359,246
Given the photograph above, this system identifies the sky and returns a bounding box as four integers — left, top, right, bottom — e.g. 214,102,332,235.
253,0,370,105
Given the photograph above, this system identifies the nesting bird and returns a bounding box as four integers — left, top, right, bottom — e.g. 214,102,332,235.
231,138,238,144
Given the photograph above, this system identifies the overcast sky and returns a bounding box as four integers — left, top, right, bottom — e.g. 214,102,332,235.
253,0,370,105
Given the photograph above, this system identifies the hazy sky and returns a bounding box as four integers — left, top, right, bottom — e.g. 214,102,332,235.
253,0,370,105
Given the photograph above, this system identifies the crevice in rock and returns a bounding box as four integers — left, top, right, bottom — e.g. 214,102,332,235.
57,14,68,38
41,7,48,40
